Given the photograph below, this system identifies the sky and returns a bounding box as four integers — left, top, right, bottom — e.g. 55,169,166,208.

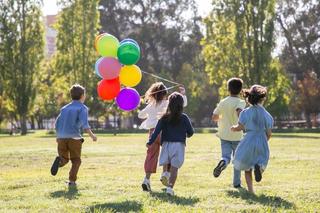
42,0,213,17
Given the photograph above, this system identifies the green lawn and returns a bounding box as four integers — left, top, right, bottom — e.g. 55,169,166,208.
0,131,319,212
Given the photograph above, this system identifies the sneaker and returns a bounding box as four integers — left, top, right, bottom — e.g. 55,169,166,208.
233,184,242,189
141,178,151,192
254,164,262,182
66,181,77,188
160,172,170,187
213,160,226,177
51,156,61,176
166,187,174,196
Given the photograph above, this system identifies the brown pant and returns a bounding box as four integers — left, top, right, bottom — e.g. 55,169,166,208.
144,129,161,173
57,138,83,182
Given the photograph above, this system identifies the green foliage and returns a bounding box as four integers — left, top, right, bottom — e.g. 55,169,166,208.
202,0,292,116
0,0,44,134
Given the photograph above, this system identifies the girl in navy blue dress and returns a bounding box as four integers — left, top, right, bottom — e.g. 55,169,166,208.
231,85,273,193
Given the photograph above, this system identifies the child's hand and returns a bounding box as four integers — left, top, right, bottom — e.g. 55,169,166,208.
178,87,186,95
230,126,237,132
91,135,97,142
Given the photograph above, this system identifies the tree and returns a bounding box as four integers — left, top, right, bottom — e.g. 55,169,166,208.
202,0,292,117
0,0,44,134
54,0,103,120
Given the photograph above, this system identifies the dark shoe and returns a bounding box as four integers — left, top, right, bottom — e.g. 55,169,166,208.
213,160,226,177
141,182,151,192
233,184,242,189
254,164,262,182
51,156,61,176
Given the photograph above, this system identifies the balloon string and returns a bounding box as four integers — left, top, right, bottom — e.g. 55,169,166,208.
140,85,181,99
141,70,181,86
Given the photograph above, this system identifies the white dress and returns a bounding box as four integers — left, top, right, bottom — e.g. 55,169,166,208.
138,95,187,129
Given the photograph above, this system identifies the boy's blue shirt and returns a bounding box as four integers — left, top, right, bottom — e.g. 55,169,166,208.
55,100,90,138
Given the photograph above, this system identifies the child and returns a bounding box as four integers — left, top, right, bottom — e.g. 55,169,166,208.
138,82,187,191
231,85,273,193
147,92,194,196
212,78,246,188
50,84,97,187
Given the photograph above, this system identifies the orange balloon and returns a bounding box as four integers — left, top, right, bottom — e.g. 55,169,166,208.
97,78,120,101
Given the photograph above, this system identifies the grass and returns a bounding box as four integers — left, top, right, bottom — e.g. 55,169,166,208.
0,131,319,212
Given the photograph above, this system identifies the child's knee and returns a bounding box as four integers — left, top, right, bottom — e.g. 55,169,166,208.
59,157,69,167
71,158,81,166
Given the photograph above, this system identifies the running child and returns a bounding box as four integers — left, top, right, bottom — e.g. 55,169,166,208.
231,85,273,193
138,82,187,191
212,78,246,188
147,92,194,195
50,84,97,187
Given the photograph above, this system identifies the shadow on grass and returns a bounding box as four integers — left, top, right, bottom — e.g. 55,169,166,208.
272,134,320,139
50,187,80,200
226,189,295,209
88,200,142,212
150,191,200,206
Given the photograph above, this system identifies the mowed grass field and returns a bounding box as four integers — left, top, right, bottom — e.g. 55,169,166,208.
0,131,319,212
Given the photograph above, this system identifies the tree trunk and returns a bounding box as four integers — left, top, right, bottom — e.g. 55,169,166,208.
20,114,27,135
305,111,312,129
30,116,35,130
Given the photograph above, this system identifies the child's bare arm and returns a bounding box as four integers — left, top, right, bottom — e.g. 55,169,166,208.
212,114,219,122
84,128,97,141
231,123,244,132
266,129,272,141
236,108,242,117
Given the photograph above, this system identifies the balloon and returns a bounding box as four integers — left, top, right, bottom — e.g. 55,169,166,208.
94,33,106,51
120,38,140,50
98,57,121,80
116,88,140,111
97,34,119,57
119,65,142,87
97,78,120,101
117,42,140,65
95,57,103,78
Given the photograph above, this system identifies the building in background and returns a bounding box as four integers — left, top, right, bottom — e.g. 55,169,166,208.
44,15,57,57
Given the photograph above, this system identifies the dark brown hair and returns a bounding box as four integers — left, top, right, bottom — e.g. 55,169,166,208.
70,84,85,100
243,85,267,105
145,82,168,104
162,92,184,125
228,78,243,95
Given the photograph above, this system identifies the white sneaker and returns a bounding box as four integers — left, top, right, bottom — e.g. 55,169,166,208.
166,187,174,196
141,178,151,191
160,172,170,187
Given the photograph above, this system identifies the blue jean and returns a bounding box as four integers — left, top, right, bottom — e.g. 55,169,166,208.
220,139,241,186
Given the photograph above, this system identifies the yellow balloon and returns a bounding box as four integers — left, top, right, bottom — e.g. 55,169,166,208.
119,65,142,87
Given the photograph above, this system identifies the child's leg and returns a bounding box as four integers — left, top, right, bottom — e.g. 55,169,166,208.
214,140,232,177
245,170,254,193
168,166,178,188
231,141,241,187
68,139,82,182
144,130,161,179
57,139,70,167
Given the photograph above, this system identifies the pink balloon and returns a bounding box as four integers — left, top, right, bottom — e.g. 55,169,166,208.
98,57,121,80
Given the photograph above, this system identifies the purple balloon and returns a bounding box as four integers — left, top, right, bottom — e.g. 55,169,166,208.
95,57,103,78
116,88,140,111
98,57,121,80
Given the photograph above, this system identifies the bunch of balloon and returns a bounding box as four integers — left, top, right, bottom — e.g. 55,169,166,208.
94,34,142,111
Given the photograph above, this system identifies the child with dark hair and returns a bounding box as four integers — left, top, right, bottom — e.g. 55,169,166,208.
231,85,273,193
147,92,194,196
139,82,187,191
212,78,246,188
51,84,97,187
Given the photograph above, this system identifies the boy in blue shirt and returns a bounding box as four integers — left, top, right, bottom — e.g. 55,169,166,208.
50,84,97,186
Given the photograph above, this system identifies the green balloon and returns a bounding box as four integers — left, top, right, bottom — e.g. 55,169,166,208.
97,34,119,57
117,42,140,65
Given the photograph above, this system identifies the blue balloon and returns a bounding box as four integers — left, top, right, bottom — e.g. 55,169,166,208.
120,38,140,51
95,57,103,78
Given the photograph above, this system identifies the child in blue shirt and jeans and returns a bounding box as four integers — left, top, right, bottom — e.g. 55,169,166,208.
147,92,194,196
51,84,97,187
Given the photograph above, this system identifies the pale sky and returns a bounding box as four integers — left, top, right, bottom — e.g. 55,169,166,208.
42,0,212,17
